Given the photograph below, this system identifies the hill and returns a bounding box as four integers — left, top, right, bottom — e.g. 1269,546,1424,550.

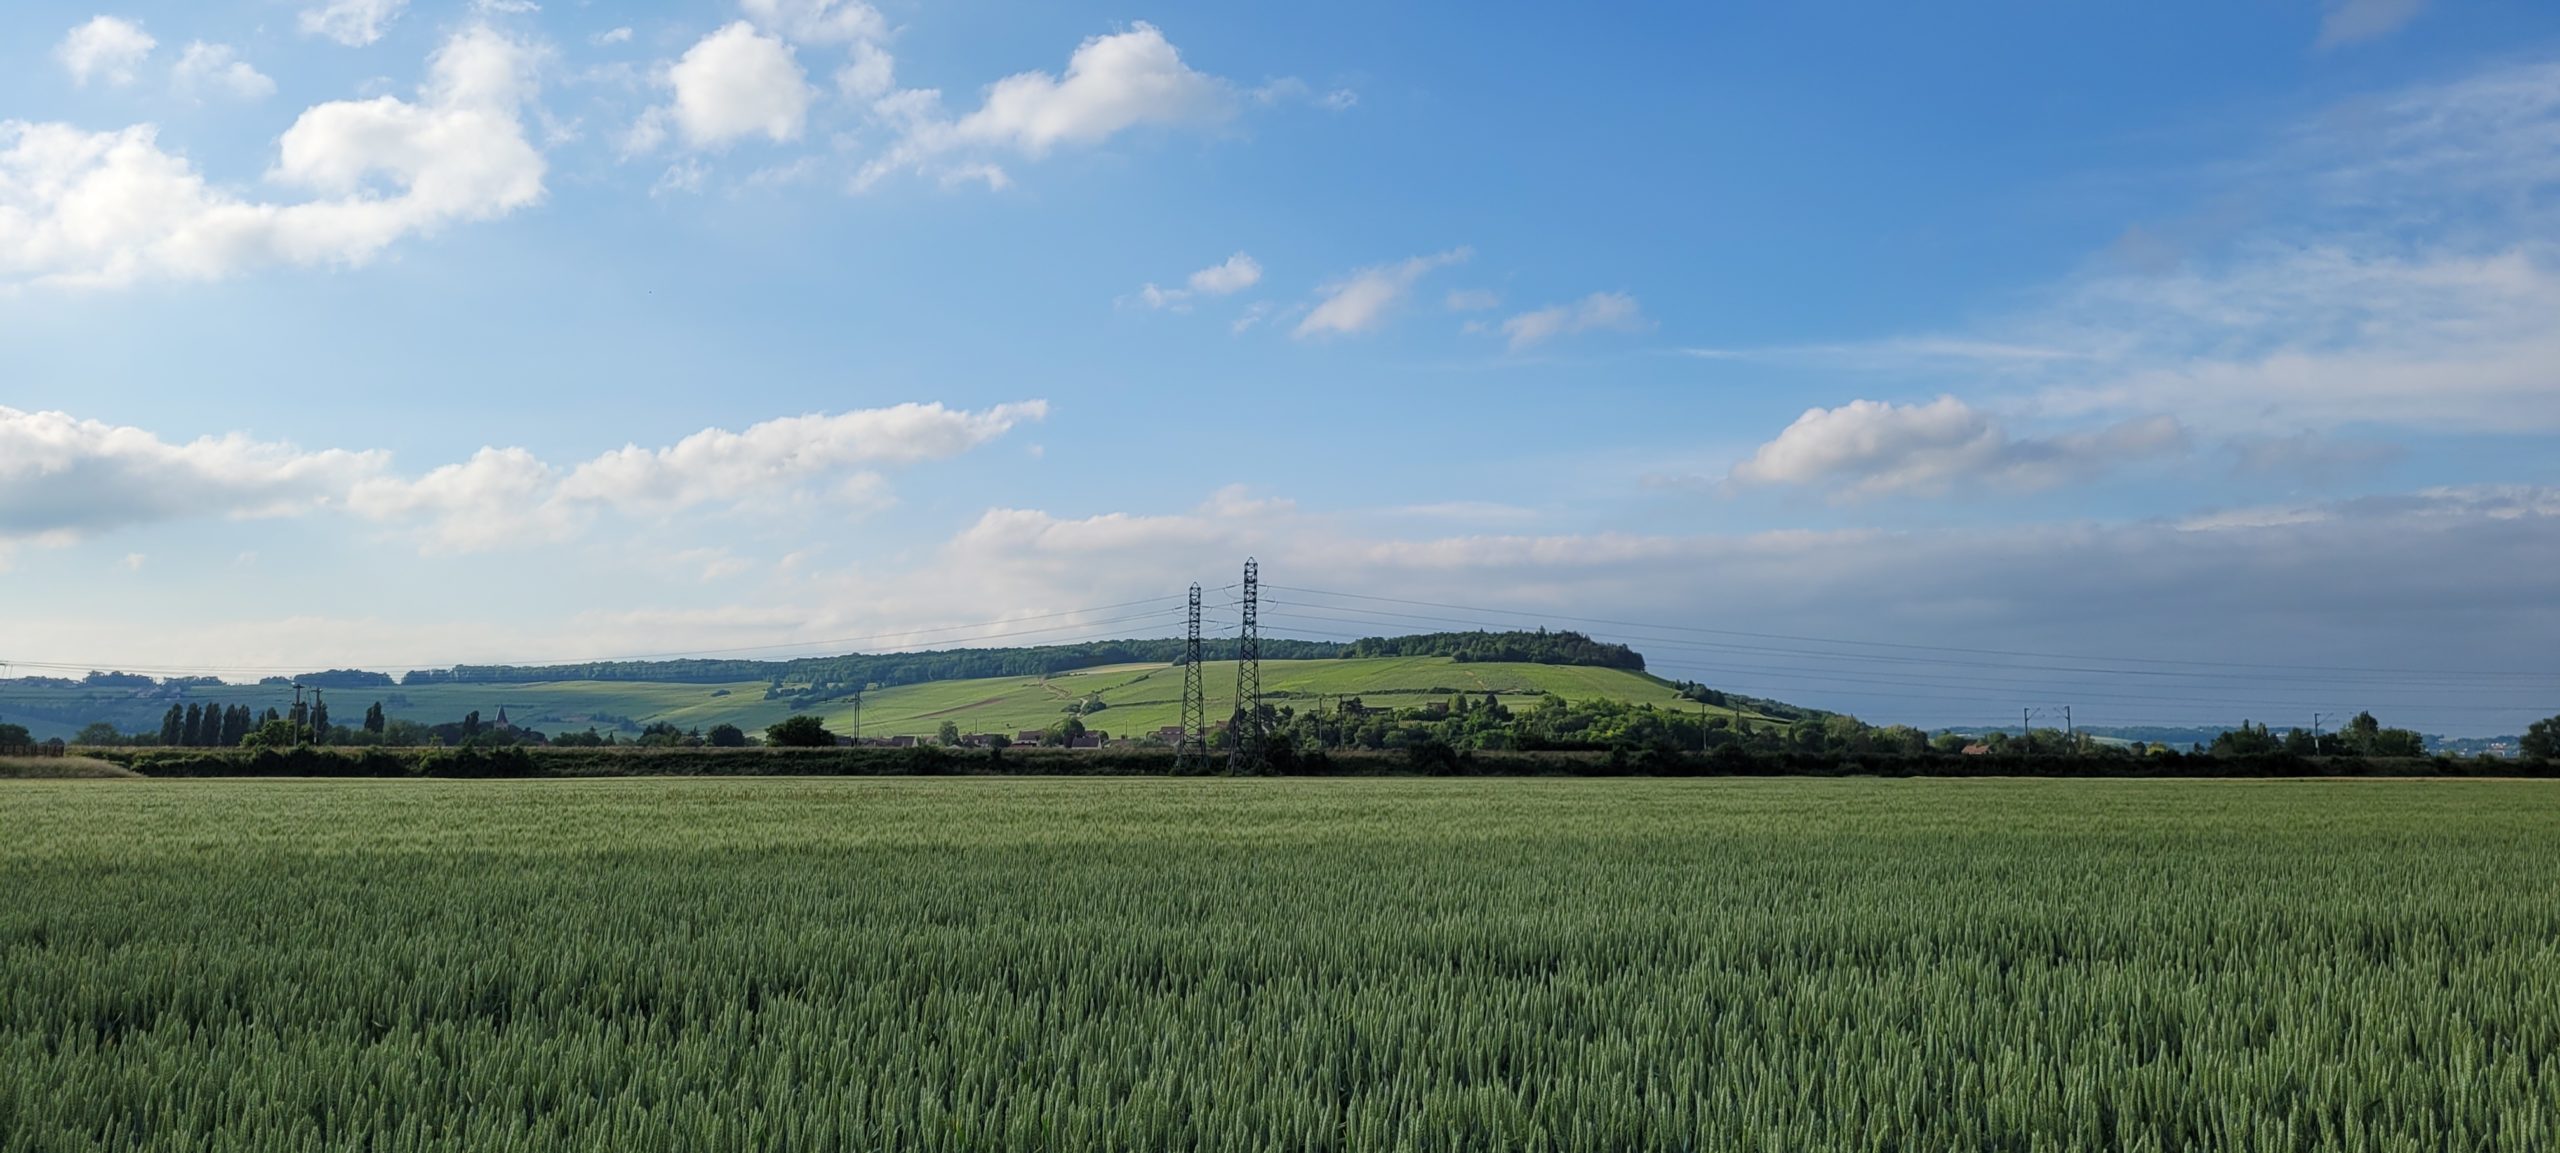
811,657,1733,741
0,630,1672,742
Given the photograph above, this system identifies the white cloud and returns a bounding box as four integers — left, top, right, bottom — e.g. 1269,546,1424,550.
1251,77,1358,111
1294,248,1469,338
1727,396,2188,500
301,0,409,48
555,401,1048,509
172,43,277,103
859,22,1233,189
352,401,1047,552
0,405,385,543
836,41,895,100
1128,251,1261,310
595,27,634,47
1445,289,1500,312
651,159,707,197
1188,251,1261,295
0,399,1042,558
656,22,814,149
2317,0,2428,49
2031,246,2560,434
1695,57,2560,441
0,27,546,289
2223,431,2403,482
346,446,572,553
742,0,886,45
56,17,156,88
1500,291,1649,350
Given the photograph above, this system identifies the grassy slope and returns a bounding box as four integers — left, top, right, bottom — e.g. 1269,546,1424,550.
7,658,1751,742
816,658,1744,739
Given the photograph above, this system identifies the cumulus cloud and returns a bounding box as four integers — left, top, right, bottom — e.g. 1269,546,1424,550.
345,446,573,553
301,0,409,48
172,43,277,102
858,22,1234,189
836,41,895,100
1128,251,1261,310
0,27,546,289
1727,396,2188,500
56,17,156,87
1500,291,1649,350
637,22,814,150
352,401,1048,552
554,402,1048,509
1294,248,1469,338
2317,0,2428,48
0,405,384,544
0,400,1040,558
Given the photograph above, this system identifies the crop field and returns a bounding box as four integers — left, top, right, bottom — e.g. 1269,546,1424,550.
5,779,2556,1150
826,657,1722,739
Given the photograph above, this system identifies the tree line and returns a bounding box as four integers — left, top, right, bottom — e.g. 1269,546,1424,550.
386,630,1643,689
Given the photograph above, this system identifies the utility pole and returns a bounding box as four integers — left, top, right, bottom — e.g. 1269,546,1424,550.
312,689,324,745
1176,584,1207,771
292,682,306,746
2064,705,2073,752
851,690,863,743
1228,559,1263,774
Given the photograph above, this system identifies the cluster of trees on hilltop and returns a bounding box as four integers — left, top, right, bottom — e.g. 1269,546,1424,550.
1340,630,1643,669
392,631,1649,689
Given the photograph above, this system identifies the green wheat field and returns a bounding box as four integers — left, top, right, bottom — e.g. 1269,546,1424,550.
5,778,2556,1150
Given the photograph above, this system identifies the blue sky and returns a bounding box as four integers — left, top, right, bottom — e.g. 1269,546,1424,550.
4,0,2557,733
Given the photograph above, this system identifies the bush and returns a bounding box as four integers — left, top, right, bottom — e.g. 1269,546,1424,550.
765,715,836,748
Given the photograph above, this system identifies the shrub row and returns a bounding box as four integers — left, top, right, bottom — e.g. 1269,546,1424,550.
98,744,2557,778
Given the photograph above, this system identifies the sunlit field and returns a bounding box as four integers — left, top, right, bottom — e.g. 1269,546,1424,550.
5,778,2555,1150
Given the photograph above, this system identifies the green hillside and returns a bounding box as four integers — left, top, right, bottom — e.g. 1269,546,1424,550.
0,680,781,744
813,658,1759,741
3,658,1766,744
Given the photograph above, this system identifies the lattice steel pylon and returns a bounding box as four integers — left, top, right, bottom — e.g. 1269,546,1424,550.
1175,584,1208,771
1228,558,1264,774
